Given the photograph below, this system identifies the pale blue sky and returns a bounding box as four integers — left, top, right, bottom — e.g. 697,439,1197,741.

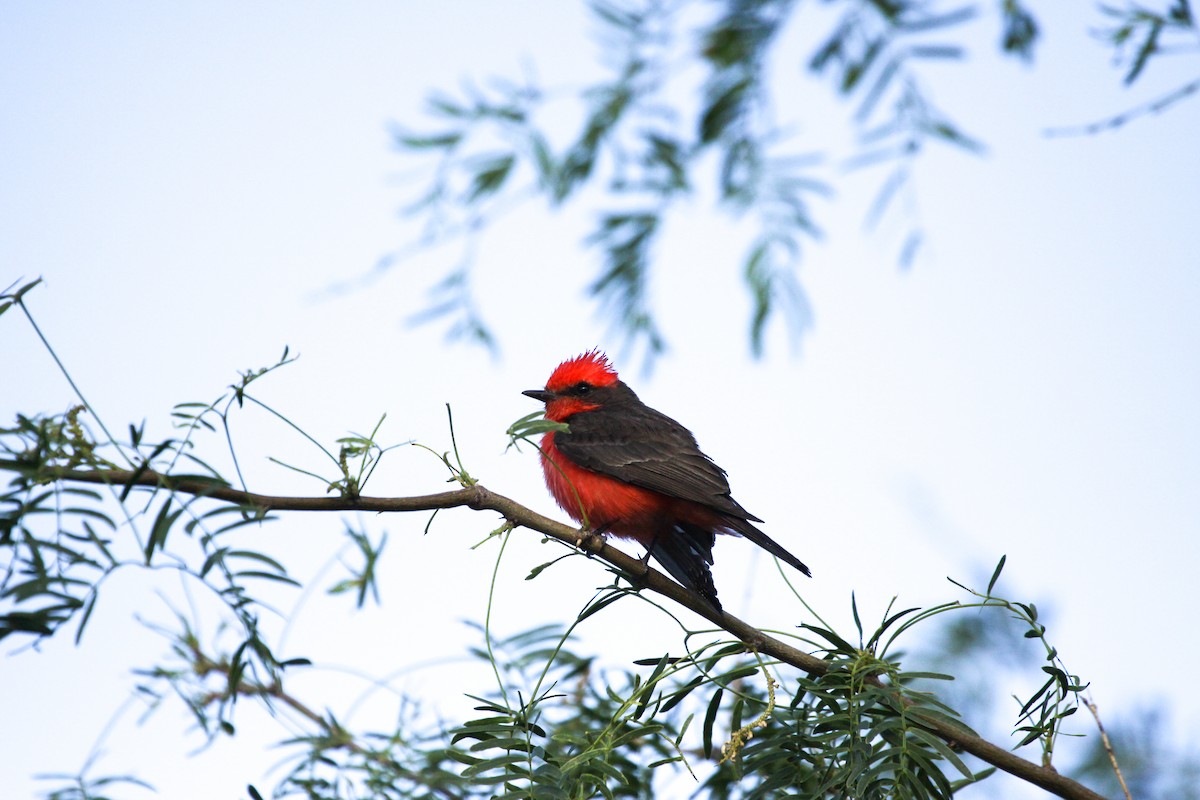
3,3,1198,797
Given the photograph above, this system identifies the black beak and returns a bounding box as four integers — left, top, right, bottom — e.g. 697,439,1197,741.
522,389,555,403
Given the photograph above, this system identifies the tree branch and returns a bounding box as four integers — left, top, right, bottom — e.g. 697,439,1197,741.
15,463,1108,800
186,646,463,800
1044,75,1200,137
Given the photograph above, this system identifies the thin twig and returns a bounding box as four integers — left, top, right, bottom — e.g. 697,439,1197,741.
1083,696,1133,800
192,649,462,800
1044,76,1200,137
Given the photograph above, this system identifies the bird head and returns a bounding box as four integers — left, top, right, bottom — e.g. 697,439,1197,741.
523,349,620,422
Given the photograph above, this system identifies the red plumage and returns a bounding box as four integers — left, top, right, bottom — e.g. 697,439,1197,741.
523,349,810,610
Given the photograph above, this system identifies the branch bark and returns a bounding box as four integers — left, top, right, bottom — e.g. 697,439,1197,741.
17,464,1108,800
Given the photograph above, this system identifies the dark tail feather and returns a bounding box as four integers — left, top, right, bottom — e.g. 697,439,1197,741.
647,524,722,611
729,518,812,577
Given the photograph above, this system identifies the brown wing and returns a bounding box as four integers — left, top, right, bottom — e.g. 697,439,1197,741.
555,400,760,522
556,389,811,577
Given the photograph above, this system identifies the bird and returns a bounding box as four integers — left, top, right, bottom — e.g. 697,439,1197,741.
522,349,810,610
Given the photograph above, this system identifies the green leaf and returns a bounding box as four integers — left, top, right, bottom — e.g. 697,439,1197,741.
1018,676,1056,717
467,154,516,201
661,675,705,713
633,654,670,720
897,5,978,33
611,722,663,749
144,498,184,563
702,687,723,759
508,414,571,439
200,547,230,578
1125,19,1162,84
867,605,921,650
717,665,759,683
800,623,856,654
227,549,289,575
119,441,174,500
461,752,529,778
73,592,99,644
843,38,884,93
279,658,312,668
899,671,954,682
950,765,998,790
469,737,533,753
986,554,1006,595
233,570,301,587
0,610,55,638
851,591,863,641
907,706,977,738
575,591,627,622
81,520,118,567
0,277,43,316
396,130,464,149
909,727,973,779
908,44,965,60
700,74,751,144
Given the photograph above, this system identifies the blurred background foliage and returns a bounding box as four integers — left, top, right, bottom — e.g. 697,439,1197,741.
386,0,1198,366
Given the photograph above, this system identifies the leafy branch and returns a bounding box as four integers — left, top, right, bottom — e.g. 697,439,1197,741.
381,0,1038,364
1047,0,1199,135
2,452,1111,799
2,280,1122,799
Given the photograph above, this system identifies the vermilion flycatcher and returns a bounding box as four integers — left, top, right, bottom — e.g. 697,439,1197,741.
524,349,810,610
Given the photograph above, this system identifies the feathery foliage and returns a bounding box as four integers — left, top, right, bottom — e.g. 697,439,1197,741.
2,278,1162,799
379,0,1196,364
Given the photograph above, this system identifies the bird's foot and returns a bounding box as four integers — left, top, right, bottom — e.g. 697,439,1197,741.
573,522,614,554
575,527,604,553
